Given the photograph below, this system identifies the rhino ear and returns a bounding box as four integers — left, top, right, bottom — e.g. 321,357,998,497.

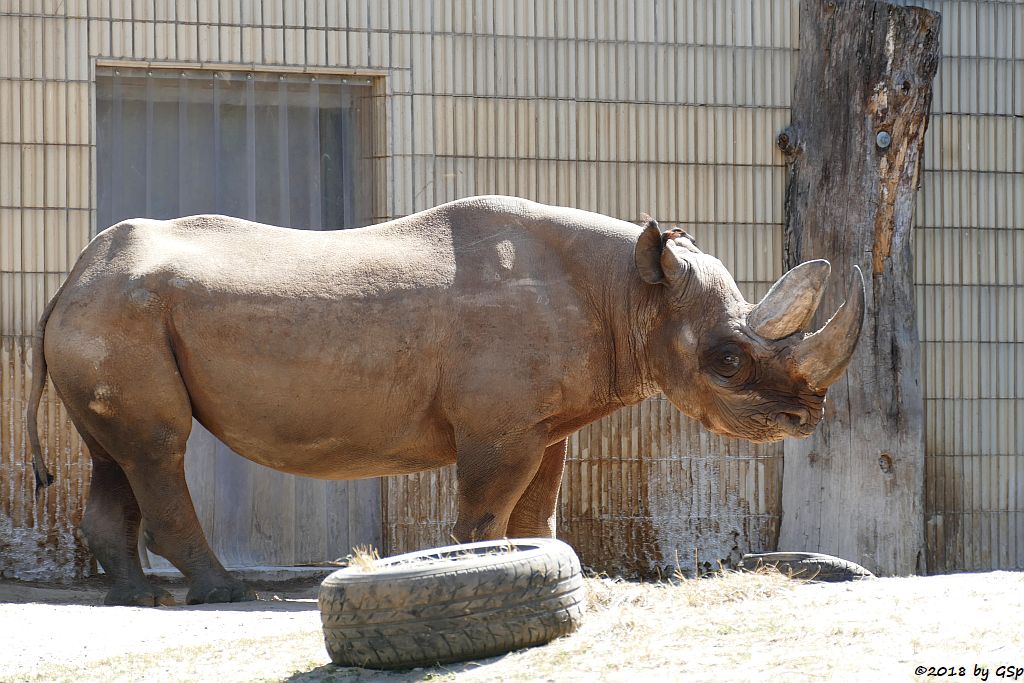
634,217,666,284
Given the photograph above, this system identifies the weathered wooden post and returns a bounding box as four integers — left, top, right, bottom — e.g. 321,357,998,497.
778,0,941,575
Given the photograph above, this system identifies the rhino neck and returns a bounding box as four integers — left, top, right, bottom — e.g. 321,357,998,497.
598,249,663,409
511,200,663,411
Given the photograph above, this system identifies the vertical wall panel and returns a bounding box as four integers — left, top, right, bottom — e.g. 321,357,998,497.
916,0,1024,572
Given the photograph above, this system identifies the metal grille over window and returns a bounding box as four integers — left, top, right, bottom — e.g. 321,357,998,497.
90,67,381,569
96,68,374,231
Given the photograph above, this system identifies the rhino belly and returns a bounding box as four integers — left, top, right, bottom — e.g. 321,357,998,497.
167,295,455,479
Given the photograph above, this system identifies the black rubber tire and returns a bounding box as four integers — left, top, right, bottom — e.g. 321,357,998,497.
318,538,585,670
738,551,875,582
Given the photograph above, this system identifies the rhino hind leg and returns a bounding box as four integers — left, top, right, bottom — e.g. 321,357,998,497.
506,439,567,538
53,331,255,606
101,411,256,606
79,442,176,607
125,464,256,606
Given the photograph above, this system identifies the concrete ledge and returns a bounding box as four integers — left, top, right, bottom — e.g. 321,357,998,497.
144,566,339,583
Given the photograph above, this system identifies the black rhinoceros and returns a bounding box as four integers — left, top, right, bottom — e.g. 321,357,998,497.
28,195,864,606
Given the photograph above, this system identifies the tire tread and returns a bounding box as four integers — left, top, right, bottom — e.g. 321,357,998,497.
319,539,585,669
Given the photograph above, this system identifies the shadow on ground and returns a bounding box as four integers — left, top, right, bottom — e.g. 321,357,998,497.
0,575,323,612
285,656,507,683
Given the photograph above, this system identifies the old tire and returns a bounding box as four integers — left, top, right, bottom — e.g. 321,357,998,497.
738,551,875,582
318,538,585,670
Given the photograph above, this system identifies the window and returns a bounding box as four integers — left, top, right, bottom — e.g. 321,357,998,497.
93,67,382,566
96,67,374,231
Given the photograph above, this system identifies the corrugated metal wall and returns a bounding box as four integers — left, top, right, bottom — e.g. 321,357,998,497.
1,5,95,579
1,1,1020,579
915,0,1024,573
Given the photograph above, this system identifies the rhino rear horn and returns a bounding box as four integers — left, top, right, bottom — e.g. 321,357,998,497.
791,265,867,390
748,260,831,340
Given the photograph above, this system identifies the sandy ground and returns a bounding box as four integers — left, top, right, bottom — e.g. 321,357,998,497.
2,570,1023,682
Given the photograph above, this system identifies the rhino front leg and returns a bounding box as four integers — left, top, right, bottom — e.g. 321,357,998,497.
451,431,550,542
506,439,567,538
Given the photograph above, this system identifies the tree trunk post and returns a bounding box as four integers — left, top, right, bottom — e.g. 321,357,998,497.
778,0,941,576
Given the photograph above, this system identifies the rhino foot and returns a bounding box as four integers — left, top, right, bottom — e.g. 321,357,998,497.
104,582,177,607
186,575,257,605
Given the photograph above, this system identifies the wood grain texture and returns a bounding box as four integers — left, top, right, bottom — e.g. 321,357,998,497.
779,0,940,576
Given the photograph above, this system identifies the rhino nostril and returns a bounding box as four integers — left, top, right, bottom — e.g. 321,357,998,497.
776,410,809,430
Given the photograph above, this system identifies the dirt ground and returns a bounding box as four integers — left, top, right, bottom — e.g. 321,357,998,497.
2,569,1023,683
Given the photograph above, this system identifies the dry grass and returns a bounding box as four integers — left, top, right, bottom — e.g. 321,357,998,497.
347,545,382,572
12,631,328,683
343,540,522,573
433,569,1024,683
481,569,802,681
4,569,1023,682
584,566,796,620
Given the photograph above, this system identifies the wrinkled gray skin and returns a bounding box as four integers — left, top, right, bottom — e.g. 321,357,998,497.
27,196,864,607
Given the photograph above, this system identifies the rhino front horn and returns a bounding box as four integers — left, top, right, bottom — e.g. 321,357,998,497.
790,265,867,390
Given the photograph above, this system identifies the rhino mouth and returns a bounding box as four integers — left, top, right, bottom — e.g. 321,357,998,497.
698,403,821,443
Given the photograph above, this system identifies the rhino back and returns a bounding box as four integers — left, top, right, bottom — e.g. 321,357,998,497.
45,199,632,476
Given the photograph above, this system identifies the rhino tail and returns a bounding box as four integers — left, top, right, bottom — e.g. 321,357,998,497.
27,278,69,491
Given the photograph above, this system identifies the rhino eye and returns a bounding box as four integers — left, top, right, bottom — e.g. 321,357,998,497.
713,346,746,379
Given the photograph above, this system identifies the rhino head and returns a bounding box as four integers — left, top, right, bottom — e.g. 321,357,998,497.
634,218,865,443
